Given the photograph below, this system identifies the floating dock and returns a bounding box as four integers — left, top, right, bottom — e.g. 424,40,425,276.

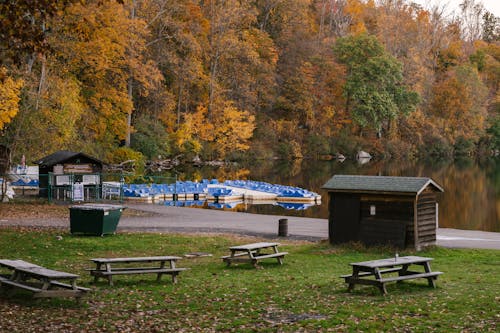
120,179,321,207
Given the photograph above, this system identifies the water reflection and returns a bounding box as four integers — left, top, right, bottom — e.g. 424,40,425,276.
155,158,499,232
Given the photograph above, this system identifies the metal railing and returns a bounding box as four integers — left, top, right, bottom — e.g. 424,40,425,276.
1,172,178,204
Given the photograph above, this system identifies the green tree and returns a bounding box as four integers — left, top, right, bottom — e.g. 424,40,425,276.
333,33,419,137
130,114,170,160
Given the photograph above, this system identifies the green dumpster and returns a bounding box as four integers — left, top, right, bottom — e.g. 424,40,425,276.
69,204,124,236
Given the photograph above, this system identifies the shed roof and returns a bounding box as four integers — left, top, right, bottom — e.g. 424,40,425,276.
34,151,103,168
322,175,443,195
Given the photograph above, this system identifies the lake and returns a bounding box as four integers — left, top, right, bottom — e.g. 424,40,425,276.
167,157,500,232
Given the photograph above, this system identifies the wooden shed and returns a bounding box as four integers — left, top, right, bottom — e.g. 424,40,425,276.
34,151,104,198
322,175,444,250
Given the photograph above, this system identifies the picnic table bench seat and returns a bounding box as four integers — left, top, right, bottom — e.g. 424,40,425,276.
89,256,188,286
378,271,443,283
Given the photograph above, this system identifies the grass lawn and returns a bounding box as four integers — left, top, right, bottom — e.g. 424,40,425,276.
0,227,498,332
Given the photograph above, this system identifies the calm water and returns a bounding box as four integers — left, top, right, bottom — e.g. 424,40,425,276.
166,158,500,232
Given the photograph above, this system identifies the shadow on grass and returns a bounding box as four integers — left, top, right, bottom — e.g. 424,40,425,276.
0,289,86,308
337,280,443,297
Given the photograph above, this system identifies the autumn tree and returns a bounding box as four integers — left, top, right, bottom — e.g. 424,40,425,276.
334,33,419,138
258,0,315,135
179,102,255,160
137,0,208,129
430,65,488,143
202,0,277,115
50,0,160,155
0,0,78,65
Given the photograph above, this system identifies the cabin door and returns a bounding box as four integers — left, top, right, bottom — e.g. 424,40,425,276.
329,193,360,244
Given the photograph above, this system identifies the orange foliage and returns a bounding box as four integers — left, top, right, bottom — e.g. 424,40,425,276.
430,65,487,143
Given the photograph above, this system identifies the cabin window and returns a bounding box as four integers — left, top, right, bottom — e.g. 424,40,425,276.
370,205,376,216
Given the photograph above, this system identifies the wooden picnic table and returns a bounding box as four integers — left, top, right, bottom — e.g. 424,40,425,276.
89,256,188,286
0,259,89,299
341,255,443,295
221,242,288,268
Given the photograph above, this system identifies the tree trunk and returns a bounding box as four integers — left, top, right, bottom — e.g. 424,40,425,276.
125,0,137,148
35,55,46,111
126,78,133,147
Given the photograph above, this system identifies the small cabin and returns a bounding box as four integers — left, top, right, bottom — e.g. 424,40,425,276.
322,175,444,250
34,151,104,198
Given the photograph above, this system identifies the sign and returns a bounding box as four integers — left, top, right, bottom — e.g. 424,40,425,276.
73,183,84,202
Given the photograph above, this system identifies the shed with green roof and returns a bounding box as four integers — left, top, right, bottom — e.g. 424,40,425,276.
322,175,444,250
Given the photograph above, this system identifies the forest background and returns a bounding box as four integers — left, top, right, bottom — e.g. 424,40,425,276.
0,0,499,170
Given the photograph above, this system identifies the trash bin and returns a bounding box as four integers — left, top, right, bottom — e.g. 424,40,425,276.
278,218,288,237
69,204,124,236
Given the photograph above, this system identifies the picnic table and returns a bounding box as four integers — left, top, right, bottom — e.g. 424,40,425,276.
0,259,89,299
341,255,443,295
221,242,288,267
89,256,188,286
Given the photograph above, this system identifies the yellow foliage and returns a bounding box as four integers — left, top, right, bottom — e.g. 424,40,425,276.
345,0,367,34
0,67,23,130
185,106,215,142
175,102,255,159
216,103,255,153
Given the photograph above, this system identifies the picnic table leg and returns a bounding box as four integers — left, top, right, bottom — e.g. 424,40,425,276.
12,270,22,282
379,283,388,295
74,278,83,303
397,264,410,283
93,263,102,283
347,267,360,292
227,250,236,267
374,268,387,295
249,250,261,268
169,260,178,284
272,245,284,265
105,264,113,286
41,278,51,291
423,262,436,288
157,261,166,282
67,278,84,302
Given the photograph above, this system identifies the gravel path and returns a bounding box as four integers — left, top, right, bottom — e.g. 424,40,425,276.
1,203,499,249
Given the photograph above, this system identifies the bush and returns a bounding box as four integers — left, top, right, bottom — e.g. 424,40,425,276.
130,115,170,160
453,136,475,157
277,140,303,159
304,134,331,158
419,136,453,158
486,115,500,152
384,139,417,159
331,130,364,158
